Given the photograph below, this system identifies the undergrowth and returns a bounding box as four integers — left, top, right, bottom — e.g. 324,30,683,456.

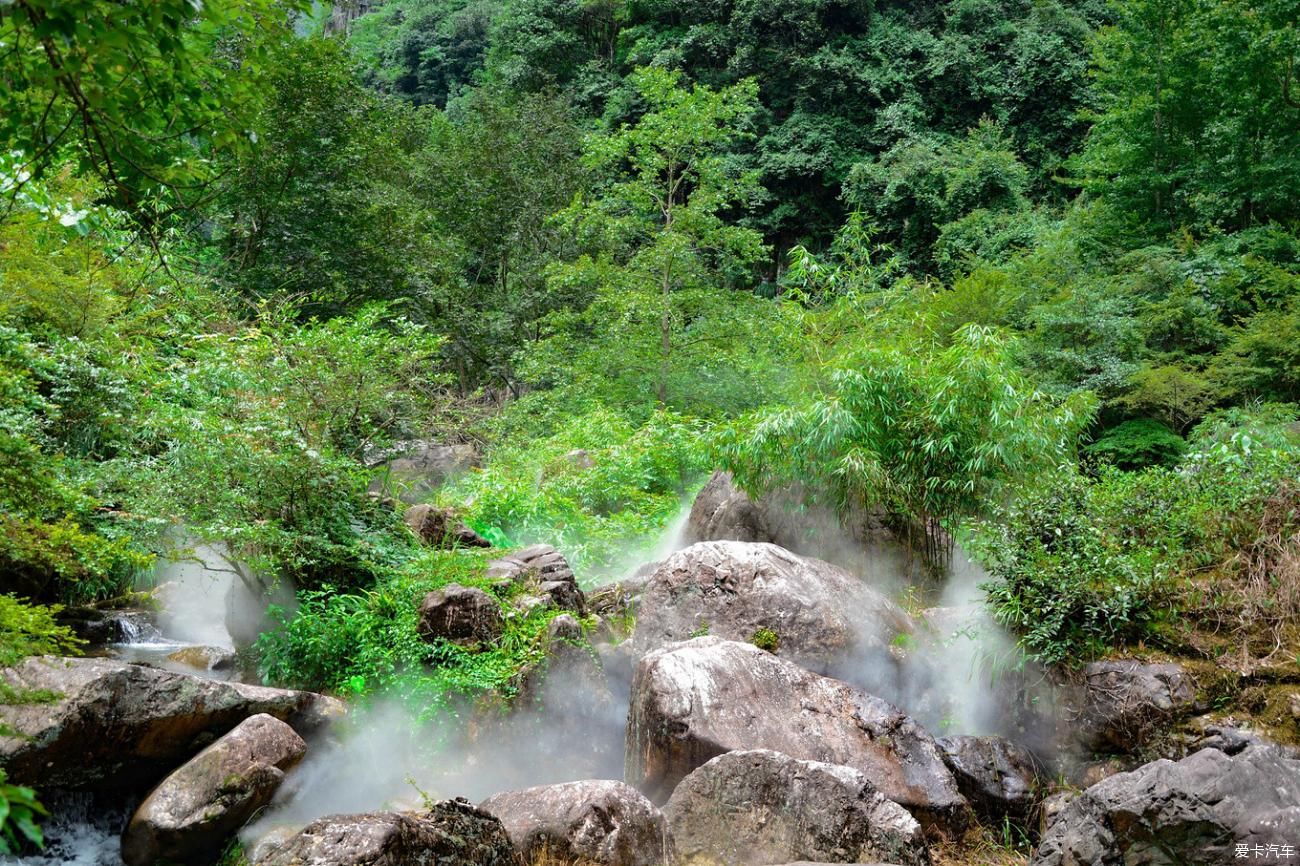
978,405,1300,666
448,407,710,579
255,547,570,718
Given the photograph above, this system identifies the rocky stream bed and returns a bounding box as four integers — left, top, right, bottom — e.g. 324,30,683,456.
4,471,1300,866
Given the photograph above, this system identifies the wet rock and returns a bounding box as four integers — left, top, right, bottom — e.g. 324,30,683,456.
480,779,670,866
403,504,490,549
255,800,515,866
121,714,305,866
166,645,236,672
1192,723,1275,756
665,749,929,866
684,471,772,545
1032,745,1300,866
1067,660,1195,752
0,656,341,792
518,616,605,702
416,584,502,645
61,607,160,645
538,580,580,612
626,637,966,836
631,541,912,670
486,544,585,614
367,441,479,503
936,735,1044,823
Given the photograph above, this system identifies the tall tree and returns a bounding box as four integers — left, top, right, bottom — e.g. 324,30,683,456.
1073,0,1300,234
0,0,304,218
541,68,769,408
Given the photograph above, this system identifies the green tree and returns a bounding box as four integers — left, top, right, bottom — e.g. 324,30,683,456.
215,37,448,316
350,0,501,107
0,0,304,216
1073,0,1300,234
541,68,769,408
417,89,587,392
726,325,1093,563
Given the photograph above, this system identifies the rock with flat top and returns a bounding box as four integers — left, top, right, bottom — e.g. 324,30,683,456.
254,800,515,866
416,584,502,645
0,656,341,792
1033,745,1300,866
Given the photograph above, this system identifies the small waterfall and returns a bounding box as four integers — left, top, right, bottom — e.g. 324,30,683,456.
1,792,131,866
106,611,163,645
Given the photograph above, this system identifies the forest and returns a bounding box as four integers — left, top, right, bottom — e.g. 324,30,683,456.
0,0,1298,864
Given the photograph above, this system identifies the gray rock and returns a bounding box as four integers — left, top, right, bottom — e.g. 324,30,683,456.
684,471,773,545
664,749,929,866
479,779,671,866
540,579,585,613
403,504,490,548
486,544,585,614
0,656,342,791
367,441,478,503
61,607,160,645
1033,745,1300,866
121,714,306,866
1067,660,1196,752
936,735,1044,823
631,541,912,669
416,584,502,645
626,637,966,836
254,800,515,866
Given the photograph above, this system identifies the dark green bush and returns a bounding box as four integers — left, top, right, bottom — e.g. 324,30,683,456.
1085,418,1186,469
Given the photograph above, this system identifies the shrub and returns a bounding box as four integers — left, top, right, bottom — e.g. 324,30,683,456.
0,594,83,668
0,769,46,855
451,408,710,577
1085,418,1187,469
980,405,1300,663
750,628,779,653
255,548,566,717
977,473,1171,664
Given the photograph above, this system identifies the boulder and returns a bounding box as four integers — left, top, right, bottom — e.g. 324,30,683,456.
684,471,772,545
631,541,912,670
1032,745,1300,866
626,637,966,835
664,749,929,866
416,584,502,645
121,714,306,866
486,544,585,614
0,656,342,791
480,779,671,866
368,441,478,503
166,645,237,672
403,504,490,549
683,472,897,566
936,735,1044,823
255,800,515,866
1066,660,1195,752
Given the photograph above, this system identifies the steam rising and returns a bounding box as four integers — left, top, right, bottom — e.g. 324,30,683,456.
165,497,1048,851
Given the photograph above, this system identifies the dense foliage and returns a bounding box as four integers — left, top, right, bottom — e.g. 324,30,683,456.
1,4,1298,842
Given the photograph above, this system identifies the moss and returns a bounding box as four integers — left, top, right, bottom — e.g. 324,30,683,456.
749,628,779,653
